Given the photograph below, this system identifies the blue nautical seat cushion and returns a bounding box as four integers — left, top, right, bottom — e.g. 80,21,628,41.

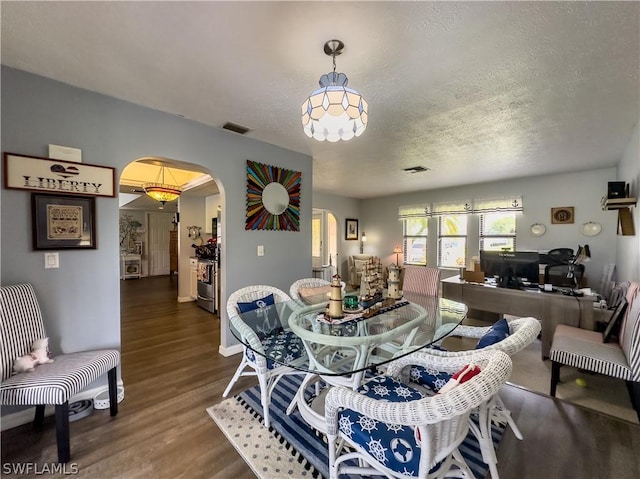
338,375,437,476
408,365,452,393
244,330,305,369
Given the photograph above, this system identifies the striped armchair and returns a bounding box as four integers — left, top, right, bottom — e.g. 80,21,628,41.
550,282,640,421
0,283,120,463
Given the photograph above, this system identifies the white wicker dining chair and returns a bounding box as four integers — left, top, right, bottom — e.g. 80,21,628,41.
325,349,513,479
410,316,541,479
289,277,344,307
222,285,307,428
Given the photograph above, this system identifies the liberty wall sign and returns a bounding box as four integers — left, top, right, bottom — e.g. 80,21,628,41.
3,153,116,197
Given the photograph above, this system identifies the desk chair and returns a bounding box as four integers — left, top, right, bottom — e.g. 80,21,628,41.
543,263,585,288
325,350,512,479
0,283,120,463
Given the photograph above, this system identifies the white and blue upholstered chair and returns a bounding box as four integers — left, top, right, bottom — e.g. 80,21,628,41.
0,283,120,463
324,349,513,479
402,265,442,296
222,285,307,428
409,316,541,479
550,282,640,421
289,277,345,307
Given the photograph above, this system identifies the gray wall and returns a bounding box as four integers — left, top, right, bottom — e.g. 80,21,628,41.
357,167,622,288
616,122,640,282
312,191,361,279
1,67,313,362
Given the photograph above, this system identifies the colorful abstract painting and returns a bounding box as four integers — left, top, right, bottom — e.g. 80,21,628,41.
246,160,301,231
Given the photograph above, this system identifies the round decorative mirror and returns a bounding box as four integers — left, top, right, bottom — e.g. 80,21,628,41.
262,182,290,215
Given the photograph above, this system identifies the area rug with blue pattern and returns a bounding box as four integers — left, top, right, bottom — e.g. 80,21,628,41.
207,374,504,479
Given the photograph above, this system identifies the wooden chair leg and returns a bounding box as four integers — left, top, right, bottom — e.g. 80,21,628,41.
33,404,45,428
108,367,119,417
626,381,640,421
55,402,70,463
550,361,561,396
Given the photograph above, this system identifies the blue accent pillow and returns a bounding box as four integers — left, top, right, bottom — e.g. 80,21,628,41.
236,294,282,340
237,293,276,312
476,318,510,349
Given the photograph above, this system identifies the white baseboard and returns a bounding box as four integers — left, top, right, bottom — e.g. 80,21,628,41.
177,296,196,303
218,344,243,357
1,380,125,431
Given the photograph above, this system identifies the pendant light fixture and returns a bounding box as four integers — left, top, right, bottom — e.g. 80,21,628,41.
143,166,182,204
301,39,368,142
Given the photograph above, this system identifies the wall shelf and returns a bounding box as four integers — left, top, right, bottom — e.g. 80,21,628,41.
601,197,636,236
601,197,637,210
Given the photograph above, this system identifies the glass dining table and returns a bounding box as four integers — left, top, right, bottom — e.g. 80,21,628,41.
228,291,468,432
228,292,468,379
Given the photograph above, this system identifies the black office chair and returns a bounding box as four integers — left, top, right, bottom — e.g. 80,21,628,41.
543,263,585,288
546,248,574,265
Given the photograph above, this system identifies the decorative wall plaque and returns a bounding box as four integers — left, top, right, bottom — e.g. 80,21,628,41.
246,160,301,231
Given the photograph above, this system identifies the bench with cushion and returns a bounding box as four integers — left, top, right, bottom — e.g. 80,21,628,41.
0,283,120,463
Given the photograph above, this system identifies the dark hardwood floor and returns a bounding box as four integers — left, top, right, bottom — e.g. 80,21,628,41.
2,276,639,478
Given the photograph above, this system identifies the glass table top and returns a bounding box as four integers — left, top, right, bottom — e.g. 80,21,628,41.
229,292,467,376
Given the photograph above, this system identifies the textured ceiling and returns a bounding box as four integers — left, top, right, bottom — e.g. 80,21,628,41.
2,1,639,199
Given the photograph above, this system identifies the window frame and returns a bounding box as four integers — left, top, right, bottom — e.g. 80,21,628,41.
479,211,517,252
403,217,428,266
437,214,468,268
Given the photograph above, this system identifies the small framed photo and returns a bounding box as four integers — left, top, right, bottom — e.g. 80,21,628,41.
345,218,359,240
32,193,96,250
551,207,574,224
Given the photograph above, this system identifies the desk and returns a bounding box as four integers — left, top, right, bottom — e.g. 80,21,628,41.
441,276,598,359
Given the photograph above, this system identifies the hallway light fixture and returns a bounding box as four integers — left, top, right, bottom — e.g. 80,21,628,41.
143,166,182,204
301,39,368,142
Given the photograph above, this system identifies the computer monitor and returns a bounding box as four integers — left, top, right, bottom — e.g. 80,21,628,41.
480,250,540,289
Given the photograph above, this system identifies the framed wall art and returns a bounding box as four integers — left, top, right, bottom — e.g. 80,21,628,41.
551,207,574,224
245,160,301,231
32,193,96,250
4,152,116,197
345,218,359,240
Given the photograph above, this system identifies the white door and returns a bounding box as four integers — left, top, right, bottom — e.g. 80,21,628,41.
312,210,339,279
148,212,174,276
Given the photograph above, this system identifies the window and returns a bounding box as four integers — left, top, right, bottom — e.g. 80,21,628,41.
480,212,516,251
438,214,467,267
403,217,428,265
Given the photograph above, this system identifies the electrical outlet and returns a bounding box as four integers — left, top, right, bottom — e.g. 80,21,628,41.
257,245,264,256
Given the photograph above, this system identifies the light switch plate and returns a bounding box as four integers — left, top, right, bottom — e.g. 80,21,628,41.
44,252,59,269
257,245,264,256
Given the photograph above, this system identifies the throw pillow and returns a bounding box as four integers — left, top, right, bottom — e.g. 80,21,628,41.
237,293,276,313
236,293,281,339
476,318,510,349
438,364,482,394
298,285,331,305
603,299,627,343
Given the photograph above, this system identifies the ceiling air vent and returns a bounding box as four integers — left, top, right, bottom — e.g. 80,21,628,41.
403,166,430,173
222,122,250,135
